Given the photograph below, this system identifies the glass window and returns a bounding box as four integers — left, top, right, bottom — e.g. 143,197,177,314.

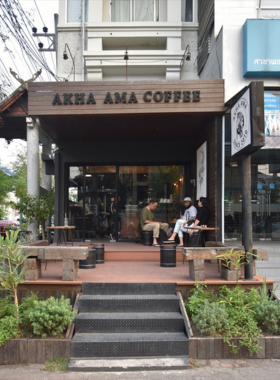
111,0,158,22
182,0,193,22
67,165,185,242
224,146,280,241
67,0,88,23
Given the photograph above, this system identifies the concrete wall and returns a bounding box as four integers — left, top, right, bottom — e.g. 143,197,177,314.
181,30,199,80
57,31,83,81
199,27,223,80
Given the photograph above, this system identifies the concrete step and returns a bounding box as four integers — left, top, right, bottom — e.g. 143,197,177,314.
75,312,184,333
78,294,180,313
82,282,176,295
68,356,190,372
71,333,189,358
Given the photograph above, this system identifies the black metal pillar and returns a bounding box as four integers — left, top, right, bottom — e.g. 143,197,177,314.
242,154,254,279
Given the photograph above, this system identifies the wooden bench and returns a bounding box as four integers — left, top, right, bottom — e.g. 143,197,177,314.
19,241,89,281
182,244,268,281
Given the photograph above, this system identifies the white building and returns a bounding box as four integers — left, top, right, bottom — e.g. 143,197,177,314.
56,0,199,81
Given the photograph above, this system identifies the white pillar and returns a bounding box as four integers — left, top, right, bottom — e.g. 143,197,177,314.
26,117,40,239
42,141,52,191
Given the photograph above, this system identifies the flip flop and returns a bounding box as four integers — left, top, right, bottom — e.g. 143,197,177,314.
163,240,175,244
177,245,184,248
153,244,160,247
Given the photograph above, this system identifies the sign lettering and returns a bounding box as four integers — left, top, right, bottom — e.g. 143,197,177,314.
52,90,201,106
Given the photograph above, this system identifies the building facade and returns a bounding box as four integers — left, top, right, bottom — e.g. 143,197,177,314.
199,0,280,242
2,0,276,244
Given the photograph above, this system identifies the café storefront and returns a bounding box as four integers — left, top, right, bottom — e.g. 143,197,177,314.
28,79,224,242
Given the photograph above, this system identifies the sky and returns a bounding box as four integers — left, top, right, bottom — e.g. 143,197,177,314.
0,0,59,169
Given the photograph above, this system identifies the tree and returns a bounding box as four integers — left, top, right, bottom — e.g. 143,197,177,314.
0,169,10,219
11,188,55,240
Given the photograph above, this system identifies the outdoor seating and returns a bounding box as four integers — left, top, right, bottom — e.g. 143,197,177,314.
19,241,89,281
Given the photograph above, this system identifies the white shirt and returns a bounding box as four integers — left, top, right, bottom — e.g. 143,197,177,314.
181,206,197,221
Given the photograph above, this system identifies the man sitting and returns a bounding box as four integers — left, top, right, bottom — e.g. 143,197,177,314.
140,199,170,247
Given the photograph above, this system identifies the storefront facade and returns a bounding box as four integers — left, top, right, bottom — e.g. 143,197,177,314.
28,79,224,242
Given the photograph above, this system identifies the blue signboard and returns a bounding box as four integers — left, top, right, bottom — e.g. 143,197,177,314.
243,19,280,77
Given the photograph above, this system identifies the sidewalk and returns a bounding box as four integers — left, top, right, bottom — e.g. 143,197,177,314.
1,359,280,380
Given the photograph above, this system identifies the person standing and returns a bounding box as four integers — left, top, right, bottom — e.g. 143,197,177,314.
140,199,170,247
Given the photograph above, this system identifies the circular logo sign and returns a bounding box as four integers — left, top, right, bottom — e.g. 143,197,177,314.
232,97,249,151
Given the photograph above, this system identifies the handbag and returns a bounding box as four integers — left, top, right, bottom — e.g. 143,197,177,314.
185,220,199,234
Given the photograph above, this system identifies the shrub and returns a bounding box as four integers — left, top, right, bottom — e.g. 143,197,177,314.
28,296,76,338
184,282,216,318
0,296,15,319
0,316,19,346
19,292,40,333
192,300,228,335
255,300,280,334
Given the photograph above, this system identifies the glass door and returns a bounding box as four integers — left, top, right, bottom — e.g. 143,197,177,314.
68,166,117,241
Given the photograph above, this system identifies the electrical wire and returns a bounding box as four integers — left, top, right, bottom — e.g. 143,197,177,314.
0,0,59,85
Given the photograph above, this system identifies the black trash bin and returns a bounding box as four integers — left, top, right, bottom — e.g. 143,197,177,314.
160,244,176,267
79,246,96,269
95,243,105,264
142,231,153,246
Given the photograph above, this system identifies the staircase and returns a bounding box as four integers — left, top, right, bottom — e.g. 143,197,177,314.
69,283,190,372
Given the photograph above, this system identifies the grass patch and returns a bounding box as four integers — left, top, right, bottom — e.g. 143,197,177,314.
43,356,68,372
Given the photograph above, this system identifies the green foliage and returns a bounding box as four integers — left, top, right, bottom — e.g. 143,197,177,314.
186,284,264,355
255,300,280,334
0,229,30,324
0,295,15,319
28,296,76,338
192,300,228,335
184,282,216,318
12,188,55,240
0,169,11,219
19,292,40,332
0,316,19,346
43,356,69,373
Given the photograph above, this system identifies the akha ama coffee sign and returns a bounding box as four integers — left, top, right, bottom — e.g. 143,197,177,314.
231,82,265,158
51,90,201,105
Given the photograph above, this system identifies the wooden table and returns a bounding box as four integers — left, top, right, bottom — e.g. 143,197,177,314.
46,226,75,246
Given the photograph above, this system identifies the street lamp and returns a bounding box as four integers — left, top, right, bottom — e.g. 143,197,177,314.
63,43,75,81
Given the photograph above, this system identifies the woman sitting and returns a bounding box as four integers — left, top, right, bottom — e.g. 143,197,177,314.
189,197,210,245
167,197,197,247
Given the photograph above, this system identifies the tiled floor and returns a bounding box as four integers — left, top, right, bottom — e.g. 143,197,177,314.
35,259,271,287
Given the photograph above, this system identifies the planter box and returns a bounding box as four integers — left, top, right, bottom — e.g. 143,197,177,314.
188,336,280,359
0,338,71,365
187,292,280,359
0,293,80,365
